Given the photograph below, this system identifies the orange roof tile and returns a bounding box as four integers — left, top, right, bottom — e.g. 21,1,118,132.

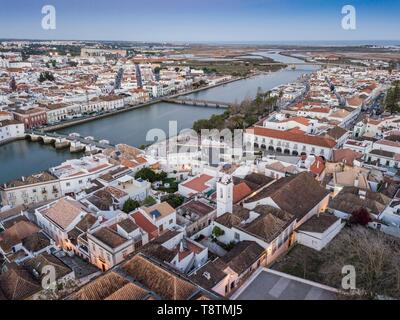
182,174,213,193
247,127,337,148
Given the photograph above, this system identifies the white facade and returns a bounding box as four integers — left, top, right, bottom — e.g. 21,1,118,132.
297,218,344,251
216,175,233,217
0,120,24,143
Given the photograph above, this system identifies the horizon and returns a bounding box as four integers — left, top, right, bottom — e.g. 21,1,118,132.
1,0,400,42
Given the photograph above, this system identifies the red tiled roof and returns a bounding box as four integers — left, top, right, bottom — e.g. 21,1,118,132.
309,157,325,176
131,211,158,240
182,174,213,193
247,127,337,148
233,182,253,204
281,117,310,126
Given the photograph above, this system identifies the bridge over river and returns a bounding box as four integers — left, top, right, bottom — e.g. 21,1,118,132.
25,130,114,154
162,97,232,108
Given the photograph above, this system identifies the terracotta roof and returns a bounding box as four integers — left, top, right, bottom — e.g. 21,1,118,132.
104,186,128,199
0,221,40,253
24,253,72,281
281,117,310,126
45,198,87,230
247,127,337,148
189,261,226,290
0,264,41,300
245,172,330,220
233,182,253,204
332,149,363,165
131,211,158,239
122,254,199,300
104,283,149,300
325,126,348,140
118,218,139,233
143,202,175,221
181,174,213,193
178,200,215,217
21,232,50,253
220,241,264,274
298,214,340,233
91,227,127,249
70,271,147,300
329,186,390,215
347,96,364,107
309,157,326,176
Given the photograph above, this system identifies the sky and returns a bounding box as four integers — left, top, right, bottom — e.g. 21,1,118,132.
0,0,399,43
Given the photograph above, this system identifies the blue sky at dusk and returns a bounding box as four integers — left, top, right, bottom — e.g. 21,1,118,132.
0,0,399,42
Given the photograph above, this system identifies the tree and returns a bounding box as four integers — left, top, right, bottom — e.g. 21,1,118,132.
38,71,55,83
385,82,400,114
122,198,140,213
322,227,400,299
164,194,184,208
211,226,225,239
9,76,16,91
143,196,157,207
349,207,371,226
135,168,157,183
156,171,168,182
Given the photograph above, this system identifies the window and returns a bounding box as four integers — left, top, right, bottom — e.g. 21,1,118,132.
234,232,240,241
66,182,71,187
169,219,173,224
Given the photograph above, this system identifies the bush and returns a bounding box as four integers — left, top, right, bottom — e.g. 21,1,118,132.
212,226,225,238
122,198,140,213
135,168,157,182
350,207,371,226
164,194,184,208
143,196,157,207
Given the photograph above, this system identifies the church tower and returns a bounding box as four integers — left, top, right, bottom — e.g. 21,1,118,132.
217,175,233,217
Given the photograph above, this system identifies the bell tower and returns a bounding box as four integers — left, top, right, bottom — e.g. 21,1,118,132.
217,175,233,217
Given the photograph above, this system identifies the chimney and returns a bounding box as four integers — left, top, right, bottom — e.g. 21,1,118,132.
354,177,359,188
179,241,184,252
359,189,366,200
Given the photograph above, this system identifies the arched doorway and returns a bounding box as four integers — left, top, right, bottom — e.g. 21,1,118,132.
292,150,299,156
284,149,290,155
276,147,282,153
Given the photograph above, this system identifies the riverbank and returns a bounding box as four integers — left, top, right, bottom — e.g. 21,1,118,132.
0,136,25,146
40,75,250,133
0,56,315,183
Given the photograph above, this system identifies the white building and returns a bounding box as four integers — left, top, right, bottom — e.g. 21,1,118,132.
34,197,89,250
49,155,116,195
0,119,24,143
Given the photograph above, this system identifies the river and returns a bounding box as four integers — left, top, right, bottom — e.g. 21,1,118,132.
0,52,319,184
